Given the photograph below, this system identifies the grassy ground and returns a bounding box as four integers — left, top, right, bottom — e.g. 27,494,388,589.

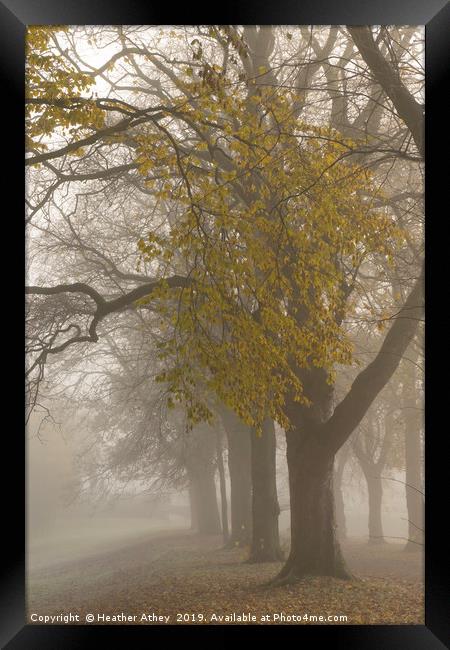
27,531,423,625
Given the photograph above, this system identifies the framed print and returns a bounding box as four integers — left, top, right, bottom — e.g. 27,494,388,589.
1,0,449,647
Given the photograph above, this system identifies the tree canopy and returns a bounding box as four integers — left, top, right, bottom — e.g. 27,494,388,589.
26,26,422,434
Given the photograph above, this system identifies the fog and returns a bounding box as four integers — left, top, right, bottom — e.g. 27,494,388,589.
27,420,189,572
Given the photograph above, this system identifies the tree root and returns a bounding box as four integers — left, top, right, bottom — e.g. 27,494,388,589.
265,563,355,587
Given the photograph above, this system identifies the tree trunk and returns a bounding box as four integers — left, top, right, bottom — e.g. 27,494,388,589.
189,469,221,535
404,424,424,550
227,427,252,546
365,472,386,544
403,371,424,551
353,447,387,545
220,408,252,547
216,430,230,544
186,423,221,535
333,450,348,542
276,429,350,582
273,367,351,581
248,419,283,562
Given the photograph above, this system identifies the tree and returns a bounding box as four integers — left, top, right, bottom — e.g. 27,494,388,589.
248,418,283,562
185,422,221,535
215,427,230,544
218,406,252,548
333,443,350,542
352,405,393,544
400,344,424,550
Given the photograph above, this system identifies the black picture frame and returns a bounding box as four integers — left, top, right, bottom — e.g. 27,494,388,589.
2,1,449,647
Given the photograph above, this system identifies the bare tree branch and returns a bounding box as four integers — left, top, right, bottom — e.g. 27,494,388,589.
347,26,424,157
